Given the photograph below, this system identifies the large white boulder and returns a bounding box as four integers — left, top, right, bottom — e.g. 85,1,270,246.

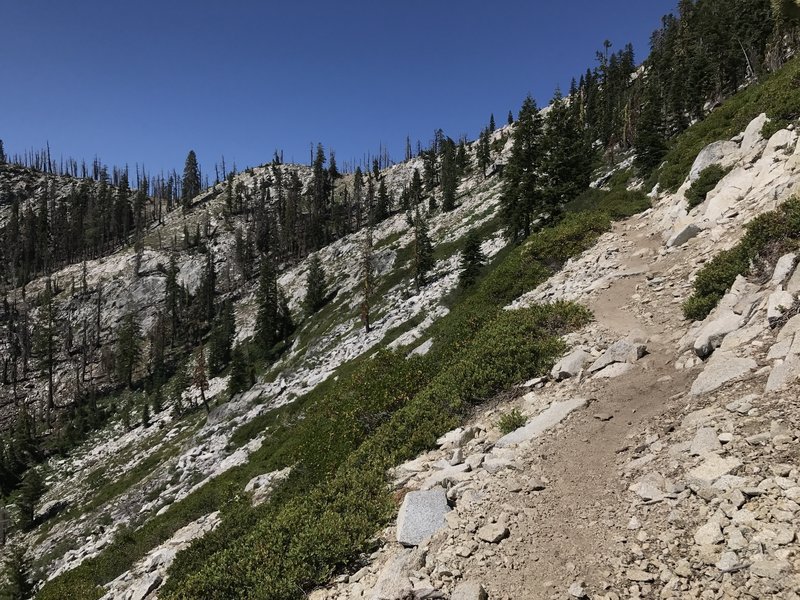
740,113,770,157
396,488,450,547
689,141,740,182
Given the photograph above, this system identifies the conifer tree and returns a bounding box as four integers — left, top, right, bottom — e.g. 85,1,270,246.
115,311,141,388
193,345,210,413
634,85,668,174
477,128,491,178
507,110,514,125
459,231,486,287
409,169,424,206
164,254,181,337
255,254,278,353
182,150,200,213
34,279,57,424
141,398,150,427
0,140,6,165
1,545,33,599
440,138,458,212
227,345,249,398
16,469,44,531
208,299,235,374
303,253,327,316
489,113,496,132
412,208,435,290
359,228,375,333
373,180,389,223
501,95,543,242
540,89,594,220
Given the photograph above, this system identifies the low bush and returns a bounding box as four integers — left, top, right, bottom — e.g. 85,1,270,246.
685,165,730,209
683,196,800,320
497,408,527,434
40,205,600,600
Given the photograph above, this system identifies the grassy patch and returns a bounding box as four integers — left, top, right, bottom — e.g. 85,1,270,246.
684,196,800,321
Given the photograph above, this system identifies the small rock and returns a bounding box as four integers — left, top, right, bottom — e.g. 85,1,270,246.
451,581,488,600
476,523,509,544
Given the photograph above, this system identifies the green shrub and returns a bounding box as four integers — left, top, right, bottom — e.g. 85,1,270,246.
497,408,527,434
685,165,730,209
565,186,651,221
40,204,600,600
683,197,800,320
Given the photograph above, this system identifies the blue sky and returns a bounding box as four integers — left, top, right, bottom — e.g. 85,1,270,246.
1,1,676,178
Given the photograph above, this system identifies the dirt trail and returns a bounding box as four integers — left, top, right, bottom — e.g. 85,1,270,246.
468,223,698,598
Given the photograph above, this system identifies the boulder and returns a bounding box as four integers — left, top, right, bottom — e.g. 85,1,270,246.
550,348,590,380
476,523,509,543
592,362,634,379
765,355,800,392
370,548,423,600
129,573,163,600
787,264,800,294
690,427,723,456
689,141,740,182
588,339,646,373
495,398,587,448
740,113,770,157
690,354,757,396
687,455,742,487
666,222,701,247
693,311,744,358
396,488,451,547
764,129,797,159
767,290,795,326
451,582,488,600
772,253,798,286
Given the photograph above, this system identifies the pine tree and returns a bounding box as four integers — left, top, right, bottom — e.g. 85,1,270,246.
634,85,668,174
359,228,375,333
501,95,543,242
374,180,390,223
507,110,514,125
255,254,279,354
459,231,486,287
477,128,491,178
193,345,210,413
1,545,33,599
412,208,435,290
489,113,496,132
182,150,201,213
164,254,181,337
208,299,235,375
409,169,424,206
540,88,595,220
0,140,6,165
440,138,458,211
34,279,57,424
141,398,150,427
303,253,328,316
115,311,141,388
16,469,44,531
227,345,249,398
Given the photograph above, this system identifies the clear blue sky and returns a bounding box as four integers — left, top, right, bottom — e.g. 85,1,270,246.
1,1,676,178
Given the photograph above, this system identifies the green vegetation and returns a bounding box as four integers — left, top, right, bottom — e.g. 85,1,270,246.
38,202,606,599
656,57,800,192
497,408,527,434
686,165,731,209
684,196,800,320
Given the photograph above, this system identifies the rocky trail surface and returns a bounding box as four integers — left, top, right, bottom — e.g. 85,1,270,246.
312,116,800,599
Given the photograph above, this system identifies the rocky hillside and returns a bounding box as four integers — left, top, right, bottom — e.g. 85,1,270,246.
308,112,800,599
4,34,800,600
